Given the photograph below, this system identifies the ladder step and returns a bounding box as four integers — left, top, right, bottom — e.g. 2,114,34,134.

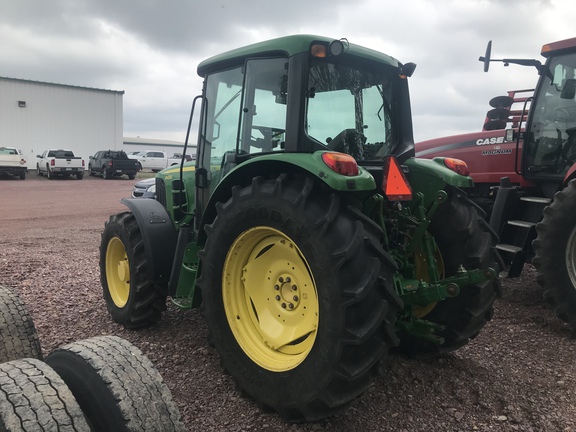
507,220,536,228
520,196,551,205
496,243,523,254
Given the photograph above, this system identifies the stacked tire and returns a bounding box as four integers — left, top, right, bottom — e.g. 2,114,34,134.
0,285,185,431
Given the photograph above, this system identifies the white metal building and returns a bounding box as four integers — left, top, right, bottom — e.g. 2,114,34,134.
0,76,124,170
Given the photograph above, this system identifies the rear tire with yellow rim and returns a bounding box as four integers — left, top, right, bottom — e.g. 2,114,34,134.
199,175,401,421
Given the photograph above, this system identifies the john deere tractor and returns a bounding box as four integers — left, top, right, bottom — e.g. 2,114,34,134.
100,35,501,421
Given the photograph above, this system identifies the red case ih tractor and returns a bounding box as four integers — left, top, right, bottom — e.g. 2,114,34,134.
417,37,576,332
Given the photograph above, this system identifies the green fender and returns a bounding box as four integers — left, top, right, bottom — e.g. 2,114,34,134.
404,157,474,206
197,151,376,244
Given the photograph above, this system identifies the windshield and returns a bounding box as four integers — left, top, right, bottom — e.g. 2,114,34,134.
525,52,576,177
306,59,395,161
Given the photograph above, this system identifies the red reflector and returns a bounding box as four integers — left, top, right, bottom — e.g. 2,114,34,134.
321,152,359,176
383,156,412,201
443,158,469,176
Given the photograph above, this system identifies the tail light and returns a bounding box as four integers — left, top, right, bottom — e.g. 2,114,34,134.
50,159,55,166
382,156,412,201
108,161,113,166
82,160,85,167
321,152,359,176
442,158,469,176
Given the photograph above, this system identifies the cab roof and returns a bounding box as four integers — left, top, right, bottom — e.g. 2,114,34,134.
197,34,400,77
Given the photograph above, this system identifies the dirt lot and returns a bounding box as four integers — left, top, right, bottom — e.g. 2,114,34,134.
1,171,575,431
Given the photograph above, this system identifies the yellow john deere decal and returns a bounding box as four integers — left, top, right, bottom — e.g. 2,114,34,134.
163,165,196,179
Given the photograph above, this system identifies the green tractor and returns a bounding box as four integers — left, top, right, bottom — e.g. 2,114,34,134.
100,35,501,421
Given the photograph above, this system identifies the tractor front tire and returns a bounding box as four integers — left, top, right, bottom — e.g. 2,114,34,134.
0,285,42,362
397,186,501,357
45,336,186,432
100,212,167,328
198,175,401,421
533,179,576,331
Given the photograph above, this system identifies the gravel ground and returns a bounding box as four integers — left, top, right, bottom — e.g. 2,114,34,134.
1,171,575,431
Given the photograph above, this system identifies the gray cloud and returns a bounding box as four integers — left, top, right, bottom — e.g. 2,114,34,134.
1,0,574,142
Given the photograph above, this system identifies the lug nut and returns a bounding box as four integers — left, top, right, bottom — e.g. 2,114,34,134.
285,277,291,283
293,295,299,301
281,303,287,309
274,284,280,290
275,295,281,301
279,277,284,283
291,284,297,291
288,303,294,309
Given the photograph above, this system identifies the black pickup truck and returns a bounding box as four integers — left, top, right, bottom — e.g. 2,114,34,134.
88,150,140,179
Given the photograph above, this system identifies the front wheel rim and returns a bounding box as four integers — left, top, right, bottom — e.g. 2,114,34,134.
566,225,576,289
223,226,319,372
105,237,130,307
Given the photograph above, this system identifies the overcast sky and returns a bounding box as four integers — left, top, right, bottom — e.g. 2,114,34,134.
1,0,574,143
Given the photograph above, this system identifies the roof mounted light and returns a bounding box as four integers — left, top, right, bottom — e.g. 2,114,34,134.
310,44,327,58
328,38,349,56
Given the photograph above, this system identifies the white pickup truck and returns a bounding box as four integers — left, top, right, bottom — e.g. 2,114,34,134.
36,149,85,180
0,146,27,180
128,150,194,172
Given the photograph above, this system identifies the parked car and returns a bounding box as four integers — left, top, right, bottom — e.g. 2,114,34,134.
0,147,27,180
89,150,140,179
128,150,192,172
131,177,156,198
36,149,84,180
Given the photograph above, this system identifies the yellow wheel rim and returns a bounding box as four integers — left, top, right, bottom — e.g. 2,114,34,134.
105,237,130,308
412,245,445,319
223,227,319,372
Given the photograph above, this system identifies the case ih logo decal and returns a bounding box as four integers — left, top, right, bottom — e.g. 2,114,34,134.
476,136,505,146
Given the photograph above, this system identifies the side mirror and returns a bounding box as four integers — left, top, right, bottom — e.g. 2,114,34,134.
400,62,417,78
479,41,492,72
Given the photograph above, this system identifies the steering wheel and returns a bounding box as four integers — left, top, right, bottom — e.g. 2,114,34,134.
554,106,576,121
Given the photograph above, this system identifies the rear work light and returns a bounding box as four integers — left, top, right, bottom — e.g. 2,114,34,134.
382,156,412,201
442,158,470,176
321,152,359,176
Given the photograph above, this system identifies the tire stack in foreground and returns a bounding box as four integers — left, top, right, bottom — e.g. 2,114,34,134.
0,284,186,431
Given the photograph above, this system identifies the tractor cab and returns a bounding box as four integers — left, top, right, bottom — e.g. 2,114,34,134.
193,35,416,223
522,43,576,180
481,37,576,184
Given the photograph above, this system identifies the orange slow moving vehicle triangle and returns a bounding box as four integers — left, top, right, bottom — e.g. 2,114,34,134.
384,156,412,201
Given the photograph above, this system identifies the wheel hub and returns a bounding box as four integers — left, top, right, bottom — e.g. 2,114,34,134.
117,260,130,283
274,275,301,310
